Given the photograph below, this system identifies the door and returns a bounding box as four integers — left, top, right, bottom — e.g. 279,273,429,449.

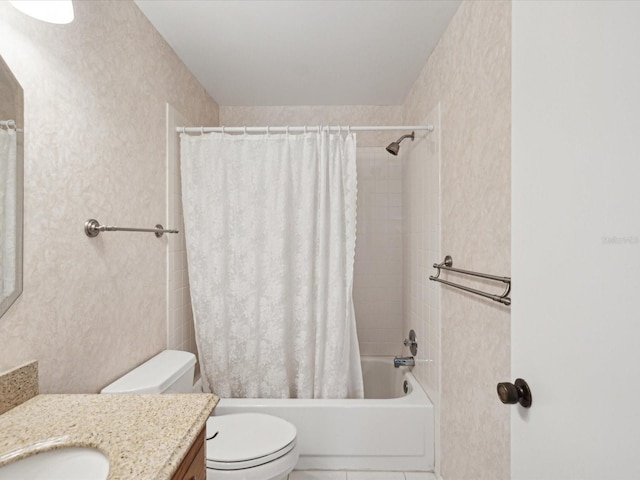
512,2,640,479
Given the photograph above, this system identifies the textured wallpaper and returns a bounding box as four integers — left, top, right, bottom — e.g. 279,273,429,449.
0,0,218,393
403,1,512,479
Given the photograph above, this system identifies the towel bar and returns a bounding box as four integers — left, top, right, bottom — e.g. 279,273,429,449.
429,255,511,306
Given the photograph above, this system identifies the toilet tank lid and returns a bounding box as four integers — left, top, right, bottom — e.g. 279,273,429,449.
100,350,196,394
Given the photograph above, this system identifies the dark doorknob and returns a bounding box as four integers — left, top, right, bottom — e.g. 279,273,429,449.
497,378,532,408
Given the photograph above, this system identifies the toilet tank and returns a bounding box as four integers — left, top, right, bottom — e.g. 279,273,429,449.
101,350,196,394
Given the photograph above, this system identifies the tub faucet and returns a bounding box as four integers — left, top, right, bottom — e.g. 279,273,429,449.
394,356,415,368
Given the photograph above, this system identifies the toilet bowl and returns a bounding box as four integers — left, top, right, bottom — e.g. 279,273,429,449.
205,413,299,480
101,350,299,480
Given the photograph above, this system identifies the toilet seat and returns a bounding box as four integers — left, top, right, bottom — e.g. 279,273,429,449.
207,440,296,470
206,413,297,471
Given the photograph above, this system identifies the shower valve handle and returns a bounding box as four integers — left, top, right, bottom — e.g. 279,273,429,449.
403,329,418,356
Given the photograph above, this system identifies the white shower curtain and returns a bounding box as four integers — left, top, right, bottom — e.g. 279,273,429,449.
0,128,17,299
180,131,363,399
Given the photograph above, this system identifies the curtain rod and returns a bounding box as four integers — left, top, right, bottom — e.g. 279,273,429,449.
176,125,435,134
0,119,23,133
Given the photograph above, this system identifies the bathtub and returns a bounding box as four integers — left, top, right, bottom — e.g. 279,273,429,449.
211,356,434,472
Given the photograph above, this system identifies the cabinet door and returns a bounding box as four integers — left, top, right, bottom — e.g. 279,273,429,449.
172,428,205,480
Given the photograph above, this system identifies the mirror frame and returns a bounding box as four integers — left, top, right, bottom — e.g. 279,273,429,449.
0,54,24,318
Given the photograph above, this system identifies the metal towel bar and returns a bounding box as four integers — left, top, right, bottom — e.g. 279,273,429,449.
429,255,511,306
84,219,179,238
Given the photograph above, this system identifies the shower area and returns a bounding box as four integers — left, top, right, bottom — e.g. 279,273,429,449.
165,104,442,472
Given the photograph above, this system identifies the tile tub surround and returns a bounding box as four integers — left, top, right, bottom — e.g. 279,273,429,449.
0,361,38,415
354,148,404,356
0,393,217,479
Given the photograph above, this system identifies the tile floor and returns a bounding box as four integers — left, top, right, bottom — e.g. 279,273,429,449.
288,471,436,480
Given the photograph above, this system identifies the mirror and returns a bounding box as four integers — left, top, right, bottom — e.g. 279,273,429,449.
0,53,23,318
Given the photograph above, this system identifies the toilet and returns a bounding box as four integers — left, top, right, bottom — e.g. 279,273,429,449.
101,350,299,480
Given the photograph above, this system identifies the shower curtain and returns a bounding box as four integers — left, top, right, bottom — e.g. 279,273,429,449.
0,128,17,299
180,130,364,399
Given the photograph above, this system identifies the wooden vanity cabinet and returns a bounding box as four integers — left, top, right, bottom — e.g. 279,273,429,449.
172,427,206,480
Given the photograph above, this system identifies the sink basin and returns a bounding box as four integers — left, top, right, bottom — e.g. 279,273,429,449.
0,447,109,480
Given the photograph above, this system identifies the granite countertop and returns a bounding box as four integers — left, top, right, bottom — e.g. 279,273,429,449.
0,393,218,479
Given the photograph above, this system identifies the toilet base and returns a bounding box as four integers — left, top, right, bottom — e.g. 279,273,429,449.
206,442,299,480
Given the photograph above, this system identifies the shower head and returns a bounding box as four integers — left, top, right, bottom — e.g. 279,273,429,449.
385,131,415,156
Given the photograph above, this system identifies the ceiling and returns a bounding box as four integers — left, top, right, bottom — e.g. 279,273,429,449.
134,0,462,106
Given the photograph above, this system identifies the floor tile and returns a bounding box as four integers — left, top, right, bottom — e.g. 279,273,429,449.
347,472,405,480
289,472,347,480
403,473,437,480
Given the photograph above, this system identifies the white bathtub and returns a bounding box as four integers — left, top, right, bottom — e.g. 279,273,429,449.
211,356,434,472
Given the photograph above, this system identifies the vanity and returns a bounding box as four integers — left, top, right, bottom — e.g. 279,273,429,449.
0,363,217,480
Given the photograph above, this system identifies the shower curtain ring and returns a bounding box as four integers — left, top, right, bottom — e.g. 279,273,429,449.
304,126,307,134
201,126,204,135
221,126,225,134
286,126,290,135
244,126,247,135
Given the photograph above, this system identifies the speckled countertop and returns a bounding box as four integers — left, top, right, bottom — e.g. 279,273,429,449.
0,393,218,479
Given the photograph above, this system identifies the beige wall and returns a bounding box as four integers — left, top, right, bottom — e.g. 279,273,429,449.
403,1,511,479
0,0,218,393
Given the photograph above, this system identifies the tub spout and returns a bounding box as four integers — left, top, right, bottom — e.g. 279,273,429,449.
393,356,415,368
